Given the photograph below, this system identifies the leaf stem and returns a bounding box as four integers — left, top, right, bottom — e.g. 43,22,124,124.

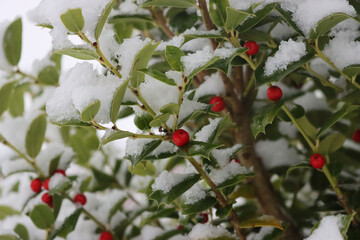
303,64,343,91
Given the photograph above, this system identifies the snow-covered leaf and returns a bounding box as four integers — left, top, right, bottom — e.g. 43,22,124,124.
110,79,129,123
179,141,223,158
165,46,184,72
141,0,196,8
48,179,71,195
48,209,81,240
177,105,213,128
139,69,176,86
188,56,220,79
80,99,100,122
216,171,255,188
208,48,247,73
29,205,55,230
53,48,100,60
252,100,284,138
60,8,84,33
239,215,283,230
26,113,47,158
95,0,115,39
3,18,22,66
126,139,162,165
275,6,304,36
0,81,16,117
182,196,217,214
209,0,229,27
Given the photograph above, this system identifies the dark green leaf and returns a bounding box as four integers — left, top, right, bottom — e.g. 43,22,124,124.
318,133,346,154
149,174,200,204
37,66,59,85
181,141,223,158
141,0,196,8
316,105,360,137
48,209,81,239
343,64,360,78
8,83,27,117
29,205,55,230
141,208,178,225
252,101,284,138
3,18,22,66
101,130,133,145
165,46,184,71
91,167,117,185
153,230,182,240
0,81,16,117
48,155,61,176
181,196,217,214
225,7,253,31
95,0,115,39
160,103,180,114
277,103,305,122
286,162,311,178
134,113,153,130
209,0,229,27
207,48,247,73
80,100,101,122
14,224,28,240
26,113,47,158
297,116,318,140
275,6,304,36
139,69,176,86
216,171,255,188
110,79,129,123
60,8,84,33
239,29,272,42
0,235,19,240
108,15,154,25
126,140,162,165
216,205,232,218
0,205,20,220
182,32,227,45
239,215,283,230
53,48,99,60
48,180,71,195
149,113,171,127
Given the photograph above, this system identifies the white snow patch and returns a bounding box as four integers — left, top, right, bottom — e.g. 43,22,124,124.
305,215,345,240
188,223,235,239
152,170,196,194
49,173,70,190
178,98,208,124
210,162,253,185
211,144,242,168
194,72,225,99
183,182,208,204
195,118,222,142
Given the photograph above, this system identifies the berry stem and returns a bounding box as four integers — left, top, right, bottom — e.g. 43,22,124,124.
187,157,246,240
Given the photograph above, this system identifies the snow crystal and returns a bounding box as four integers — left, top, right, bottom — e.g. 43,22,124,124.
323,29,360,70
256,138,302,169
46,62,122,124
0,20,14,71
264,39,306,76
139,75,179,114
211,144,242,168
188,223,235,239
195,118,222,142
305,215,344,240
183,182,208,204
194,72,225,99
152,170,196,194
165,70,183,86
29,0,112,49
178,98,207,124
210,162,252,185
49,173,70,190
125,138,153,157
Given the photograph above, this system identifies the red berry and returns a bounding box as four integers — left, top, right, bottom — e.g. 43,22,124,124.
30,179,42,193
177,225,182,230
199,212,208,224
352,130,360,143
243,41,259,55
99,231,113,240
54,169,66,176
209,96,226,112
230,158,240,164
41,193,53,208
42,178,50,190
310,154,325,169
172,129,190,147
74,193,87,206
267,86,283,101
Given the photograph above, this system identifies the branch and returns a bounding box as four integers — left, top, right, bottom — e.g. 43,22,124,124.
149,8,175,38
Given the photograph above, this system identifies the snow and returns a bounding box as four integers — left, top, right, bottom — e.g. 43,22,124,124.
323,29,360,70
270,22,296,40
150,141,178,157
49,173,70,190
183,28,221,36
29,0,112,49
305,215,344,240
211,144,242,168
247,227,275,240
46,62,122,124
0,20,14,71
183,182,208,204
125,137,154,157
178,98,208,124
264,39,306,76
210,162,252,185
194,72,225,99
293,92,329,112
31,53,55,76
188,223,235,239
165,70,183,86
152,170,196,194
195,118,222,142
1,159,33,176
156,35,184,51
36,143,65,175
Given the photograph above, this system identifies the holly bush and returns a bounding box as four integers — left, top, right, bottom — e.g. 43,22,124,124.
0,0,360,240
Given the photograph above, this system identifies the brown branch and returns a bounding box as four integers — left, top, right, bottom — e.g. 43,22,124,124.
149,8,175,38
198,0,217,50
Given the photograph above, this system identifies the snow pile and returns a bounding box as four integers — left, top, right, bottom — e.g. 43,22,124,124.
323,29,360,70
152,170,196,194
194,72,226,99
183,182,208,204
264,39,306,76
0,20,14,71
29,0,112,49
188,223,235,239
210,161,252,185
49,173,70,190
46,62,121,124
305,215,345,240
195,118,222,142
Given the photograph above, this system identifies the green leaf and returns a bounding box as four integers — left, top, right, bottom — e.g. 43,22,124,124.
91,167,116,186
141,207,178,225
126,140,162,165
0,235,19,240
343,64,360,78
149,113,171,127
286,162,311,178
37,66,59,85
108,15,154,25
134,113,153,130
139,69,176,86
149,174,200,204
60,8,84,33
182,32,227,45
3,18,22,66
110,79,129,123
297,116,317,140
8,83,27,117
48,209,81,239
48,155,61,176
182,196,217,214
237,3,276,33
53,48,99,60
207,48,247,73
14,224,29,240
0,205,20,220
101,130,133,145
160,103,180,114
26,113,47,158
309,13,354,40
252,101,284,138
130,41,160,88
339,213,356,237
153,230,183,240
95,0,115,39
316,105,360,137
0,81,16,117
275,6,304,36
29,205,55,230
255,42,315,87
141,0,196,8
277,103,305,122
187,56,220,79
216,205,232,219
239,215,283,230
177,105,213,128
225,7,253,31
80,100,101,122
165,46,185,71
318,133,346,155
129,161,156,176
238,29,272,42
181,141,223,158
48,179,71,195
216,171,255,188
209,0,229,27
